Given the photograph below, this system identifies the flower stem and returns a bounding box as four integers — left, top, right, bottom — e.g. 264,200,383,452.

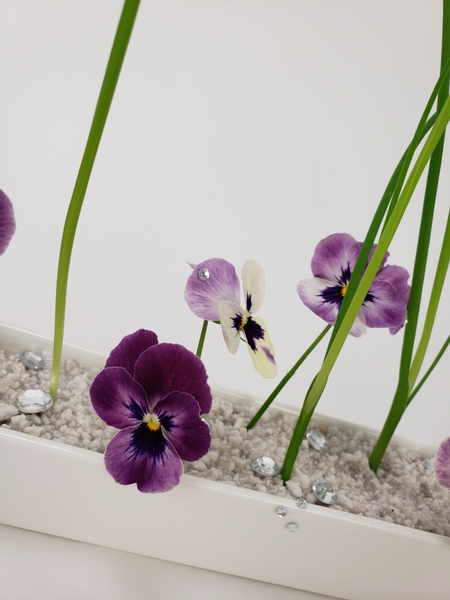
196,320,209,358
246,325,331,430
49,0,141,400
369,1,450,472
407,334,450,405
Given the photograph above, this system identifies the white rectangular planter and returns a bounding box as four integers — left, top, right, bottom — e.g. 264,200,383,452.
0,324,448,600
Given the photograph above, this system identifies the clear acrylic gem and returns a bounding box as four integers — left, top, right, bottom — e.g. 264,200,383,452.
198,268,210,280
422,458,434,471
306,429,327,451
14,389,53,414
295,497,308,509
276,506,287,517
201,414,211,429
312,480,338,505
19,350,45,371
286,522,298,532
252,456,281,477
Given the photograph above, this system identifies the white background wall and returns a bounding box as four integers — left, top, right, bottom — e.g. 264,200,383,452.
0,0,448,448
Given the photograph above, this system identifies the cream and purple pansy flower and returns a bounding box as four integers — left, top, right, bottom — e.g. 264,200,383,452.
297,233,410,337
435,437,450,488
0,190,16,256
185,258,277,378
90,329,212,493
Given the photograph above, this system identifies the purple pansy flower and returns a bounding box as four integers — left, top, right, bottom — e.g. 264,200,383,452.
185,257,276,378
297,233,410,337
0,190,16,256
435,437,450,488
90,329,212,493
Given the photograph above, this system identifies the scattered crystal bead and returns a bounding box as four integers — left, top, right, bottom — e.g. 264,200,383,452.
276,506,288,517
306,429,327,451
286,522,298,532
19,350,45,371
422,458,434,471
295,497,308,509
201,414,211,429
252,456,281,477
198,268,210,280
14,389,53,414
312,480,338,505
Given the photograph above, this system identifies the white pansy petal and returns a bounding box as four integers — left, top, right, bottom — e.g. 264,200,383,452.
243,316,277,378
241,260,266,314
218,300,243,354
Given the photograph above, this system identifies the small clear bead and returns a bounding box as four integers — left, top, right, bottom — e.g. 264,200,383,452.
19,350,45,371
276,506,288,517
295,497,308,509
286,522,298,532
312,480,338,505
306,429,327,451
422,458,434,471
198,268,210,280
252,456,281,477
14,389,53,414
201,414,211,429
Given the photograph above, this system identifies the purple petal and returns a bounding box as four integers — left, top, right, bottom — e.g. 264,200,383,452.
361,278,408,331
134,343,213,415
184,258,240,320
0,190,16,256
105,329,159,376
90,367,149,428
297,276,340,324
311,233,360,282
155,391,211,461
104,427,183,493
435,437,450,488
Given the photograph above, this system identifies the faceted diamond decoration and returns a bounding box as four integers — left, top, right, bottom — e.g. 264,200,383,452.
14,389,53,414
306,429,327,451
198,268,210,280
295,497,308,509
422,458,434,471
201,414,211,429
19,350,45,371
252,456,281,477
312,480,338,505
276,506,288,517
286,522,298,532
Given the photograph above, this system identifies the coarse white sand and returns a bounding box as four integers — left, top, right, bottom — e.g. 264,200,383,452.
1,347,449,536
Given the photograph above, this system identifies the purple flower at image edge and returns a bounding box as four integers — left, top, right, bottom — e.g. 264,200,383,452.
90,329,212,493
435,437,450,488
0,190,16,255
297,233,410,337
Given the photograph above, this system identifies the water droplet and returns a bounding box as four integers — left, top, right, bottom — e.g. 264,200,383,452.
306,429,327,451
14,389,53,414
198,268,210,280
312,480,338,505
286,522,298,532
252,456,281,477
295,497,308,509
276,506,287,517
19,350,45,371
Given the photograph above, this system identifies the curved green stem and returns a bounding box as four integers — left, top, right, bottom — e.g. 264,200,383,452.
246,325,331,430
196,320,209,358
407,334,450,405
49,0,141,399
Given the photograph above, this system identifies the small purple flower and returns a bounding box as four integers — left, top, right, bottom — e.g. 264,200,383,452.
435,437,450,488
0,190,16,256
90,329,212,493
297,233,410,337
218,260,276,379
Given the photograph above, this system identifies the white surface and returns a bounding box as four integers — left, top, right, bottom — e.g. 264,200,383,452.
0,524,334,600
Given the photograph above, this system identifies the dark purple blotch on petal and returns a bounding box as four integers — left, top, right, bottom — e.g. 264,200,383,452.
0,190,16,256
243,317,265,352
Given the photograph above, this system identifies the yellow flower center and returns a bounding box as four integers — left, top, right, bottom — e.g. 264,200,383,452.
143,413,161,431
340,284,348,297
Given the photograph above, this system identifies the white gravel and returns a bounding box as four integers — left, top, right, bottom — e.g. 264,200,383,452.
1,347,449,537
